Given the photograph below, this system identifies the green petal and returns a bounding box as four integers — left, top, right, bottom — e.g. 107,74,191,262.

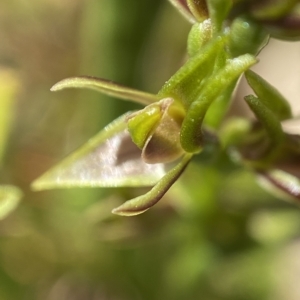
0,185,22,220
167,0,196,23
31,113,168,190
51,76,158,105
244,95,285,165
127,98,173,149
158,34,227,110
245,70,292,121
112,154,192,216
180,54,257,153
244,95,284,146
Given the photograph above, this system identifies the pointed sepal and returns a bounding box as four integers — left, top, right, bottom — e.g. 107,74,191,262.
112,154,192,216
180,54,257,153
244,95,284,146
245,70,292,121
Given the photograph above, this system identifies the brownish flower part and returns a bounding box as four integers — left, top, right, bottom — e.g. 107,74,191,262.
187,0,209,22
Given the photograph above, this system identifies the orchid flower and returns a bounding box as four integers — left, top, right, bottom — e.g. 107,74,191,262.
31,0,300,215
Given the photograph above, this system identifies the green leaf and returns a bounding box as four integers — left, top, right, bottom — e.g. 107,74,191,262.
112,154,192,216
31,113,168,190
158,34,227,110
180,54,257,153
167,0,196,23
0,185,22,220
51,76,158,105
245,70,292,121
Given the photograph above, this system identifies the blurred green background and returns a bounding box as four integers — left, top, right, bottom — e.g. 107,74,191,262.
1,0,300,299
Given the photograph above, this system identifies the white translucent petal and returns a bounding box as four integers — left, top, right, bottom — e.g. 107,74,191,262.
32,114,168,190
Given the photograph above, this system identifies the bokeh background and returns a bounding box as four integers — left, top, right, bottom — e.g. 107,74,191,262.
1,0,300,299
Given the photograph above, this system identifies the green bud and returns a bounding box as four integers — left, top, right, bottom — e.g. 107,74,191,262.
228,17,269,57
187,19,212,57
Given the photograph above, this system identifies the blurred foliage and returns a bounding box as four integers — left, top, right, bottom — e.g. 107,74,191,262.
0,0,300,299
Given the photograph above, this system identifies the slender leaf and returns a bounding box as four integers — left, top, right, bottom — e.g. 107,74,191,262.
51,76,158,105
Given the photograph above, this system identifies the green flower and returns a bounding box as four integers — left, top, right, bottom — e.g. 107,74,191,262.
31,30,256,216
33,0,300,216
